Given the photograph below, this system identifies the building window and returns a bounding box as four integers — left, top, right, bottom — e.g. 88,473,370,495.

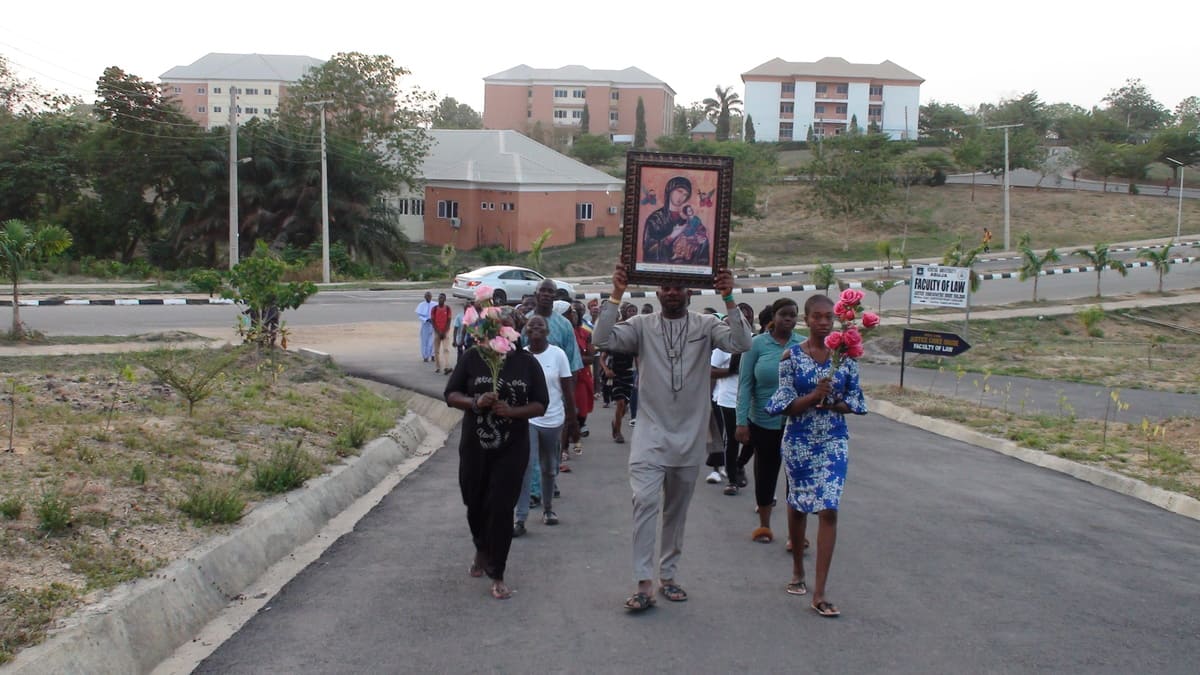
780,102,794,114
245,88,258,95
575,203,593,221
213,87,222,94
411,198,424,215
173,87,181,94
437,200,459,219
571,110,583,119
779,122,794,140
397,199,409,215
234,88,242,95
573,89,586,98
836,84,848,94
868,105,882,119
264,88,272,95
554,88,568,98
264,107,271,115
528,88,533,98
835,105,847,114
197,87,206,94
554,109,568,119
528,110,532,118
611,91,619,101
213,106,222,113
814,104,825,114
815,84,827,94
481,201,496,210
869,85,883,96
236,106,242,113
610,111,618,123
501,202,515,211
198,106,206,113
781,82,795,95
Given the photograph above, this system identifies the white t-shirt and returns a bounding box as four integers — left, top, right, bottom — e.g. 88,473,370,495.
710,348,738,408
530,344,572,429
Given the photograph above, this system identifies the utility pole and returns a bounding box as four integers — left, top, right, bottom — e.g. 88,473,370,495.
1166,157,1185,242
986,123,1023,251
306,100,333,283
228,86,239,269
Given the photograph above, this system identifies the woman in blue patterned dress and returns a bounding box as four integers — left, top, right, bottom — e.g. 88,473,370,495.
765,295,867,618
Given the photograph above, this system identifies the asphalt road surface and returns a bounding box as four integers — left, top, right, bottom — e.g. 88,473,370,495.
193,408,1200,673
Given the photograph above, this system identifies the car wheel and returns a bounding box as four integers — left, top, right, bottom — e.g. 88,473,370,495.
491,289,507,305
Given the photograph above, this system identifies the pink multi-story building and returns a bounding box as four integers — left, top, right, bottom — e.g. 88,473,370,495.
159,53,324,129
483,65,675,146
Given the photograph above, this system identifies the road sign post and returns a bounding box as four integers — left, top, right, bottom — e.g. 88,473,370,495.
899,329,972,388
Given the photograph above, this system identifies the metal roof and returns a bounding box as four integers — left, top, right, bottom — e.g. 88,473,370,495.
484,64,673,92
690,119,717,133
419,130,623,188
742,57,923,83
160,53,325,82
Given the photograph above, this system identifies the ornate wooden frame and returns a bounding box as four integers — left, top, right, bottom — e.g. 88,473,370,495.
620,152,734,287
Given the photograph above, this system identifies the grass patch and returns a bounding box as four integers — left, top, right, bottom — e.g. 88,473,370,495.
65,543,157,590
177,481,246,524
0,495,22,520
0,583,81,665
36,489,73,535
253,441,315,494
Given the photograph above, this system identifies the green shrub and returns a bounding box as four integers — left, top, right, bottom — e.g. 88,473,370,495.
0,495,22,520
334,418,372,456
36,489,72,534
253,441,315,494
130,463,147,485
178,482,245,524
188,269,224,297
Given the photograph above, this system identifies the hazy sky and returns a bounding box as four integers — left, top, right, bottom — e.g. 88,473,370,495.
4,1,1196,116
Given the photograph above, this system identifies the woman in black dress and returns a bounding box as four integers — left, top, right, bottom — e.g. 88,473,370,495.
445,309,549,600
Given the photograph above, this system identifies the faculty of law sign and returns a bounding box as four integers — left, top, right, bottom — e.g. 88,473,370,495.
910,265,970,308
902,329,972,357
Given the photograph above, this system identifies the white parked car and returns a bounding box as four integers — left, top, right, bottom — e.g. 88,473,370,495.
451,265,574,305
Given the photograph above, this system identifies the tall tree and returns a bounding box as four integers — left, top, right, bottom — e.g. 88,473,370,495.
952,136,986,201
1102,78,1170,135
634,97,646,149
1077,141,1120,190
0,218,72,338
1110,142,1160,193
1175,96,1200,128
580,103,590,135
807,133,907,245
918,101,971,144
431,96,482,129
1153,128,1200,182
1017,233,1061,302
702,86,742,141
673,106,688,137
1074,243,1128,297
744,114,755,143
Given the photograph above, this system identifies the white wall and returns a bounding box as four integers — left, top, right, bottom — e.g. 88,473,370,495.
882,85,921,140
847,82,870,130
794,81,816,141
744,80,782,142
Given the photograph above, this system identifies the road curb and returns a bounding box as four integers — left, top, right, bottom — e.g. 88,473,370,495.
870,399,1200,522
6,390,456,675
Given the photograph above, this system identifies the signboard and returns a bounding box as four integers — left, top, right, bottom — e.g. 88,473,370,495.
910,265,970,308
902,329,971,357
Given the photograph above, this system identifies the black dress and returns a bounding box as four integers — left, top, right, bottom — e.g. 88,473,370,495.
445,346,549,580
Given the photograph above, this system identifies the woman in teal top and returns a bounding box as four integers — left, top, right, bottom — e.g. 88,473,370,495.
735,297,803,545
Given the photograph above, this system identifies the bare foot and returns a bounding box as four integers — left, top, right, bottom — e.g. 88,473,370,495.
469,552,486,578
491,581,513,599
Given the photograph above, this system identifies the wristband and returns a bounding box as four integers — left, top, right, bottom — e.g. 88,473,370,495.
721,294,735,304
608,296,622,305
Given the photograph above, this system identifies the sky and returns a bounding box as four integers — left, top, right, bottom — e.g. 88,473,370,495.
3,1,1197,117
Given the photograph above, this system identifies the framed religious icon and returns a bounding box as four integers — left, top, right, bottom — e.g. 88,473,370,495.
621,152,734,287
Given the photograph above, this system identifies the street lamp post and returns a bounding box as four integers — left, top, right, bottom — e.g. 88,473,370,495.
1166,157,1185,242
305,100,333,283
986,123,1023,252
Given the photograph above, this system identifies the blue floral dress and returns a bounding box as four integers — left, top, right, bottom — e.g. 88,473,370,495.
765,344,868,513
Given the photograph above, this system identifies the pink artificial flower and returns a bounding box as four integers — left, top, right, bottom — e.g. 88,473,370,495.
839,288,865,306
833,300,847,316
463,306,478,325
824,331,844,350
483,306,502,318
500,326,521,342
474,284,495,302
842,327,863,348
839,308,856,322
862,312,880,328
845,344,865,359
488,336,514,354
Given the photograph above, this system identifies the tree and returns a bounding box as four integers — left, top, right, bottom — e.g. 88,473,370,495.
1175,96,1200,128
744,114,755,143
807,133,906,245
702,86,742,141
1138,244,1174,293
1074,243,1128,298
1017,233,1061,302
848,114,860,135
1102,78,1170,135
223,241,318,348
673,106,688,136
919,101,971,144
953,137,985,201
1077,141,1120,190
1110,142,1160,193
1153,128,1200,182
527,229,553,271
570,134,616,165
431,96,482,129
941,240,985,293
579,104,589,135
634,97,647,149
0,219,72,338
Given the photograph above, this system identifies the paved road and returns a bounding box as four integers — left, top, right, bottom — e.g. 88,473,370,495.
194,388,1200,673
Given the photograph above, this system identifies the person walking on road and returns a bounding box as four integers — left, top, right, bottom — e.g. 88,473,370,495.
431,293,453,374
592,263,752,612
982,227,993,253
765,295,868,618
445,308,548,600
416,291,435,362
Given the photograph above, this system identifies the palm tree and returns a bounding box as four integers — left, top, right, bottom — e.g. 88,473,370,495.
702,86,742,141
1017,233,1061,302
1074,243,1128,298
941,240,985,293
1138,244,1173,294
0,219,73,338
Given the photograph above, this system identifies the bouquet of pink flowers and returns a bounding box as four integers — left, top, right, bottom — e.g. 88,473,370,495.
463,285,521,392
823,288,880,382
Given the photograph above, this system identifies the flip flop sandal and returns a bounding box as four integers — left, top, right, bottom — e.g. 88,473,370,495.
491,584,513,600
624,591,655,612
785,580,808,596
659,583,688,602
811,600,840,618
751,527,774,544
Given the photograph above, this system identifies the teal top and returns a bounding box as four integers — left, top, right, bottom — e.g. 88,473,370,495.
736,330,805,429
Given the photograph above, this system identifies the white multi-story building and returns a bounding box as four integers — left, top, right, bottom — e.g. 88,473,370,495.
159,53,325,129
741,57,923,142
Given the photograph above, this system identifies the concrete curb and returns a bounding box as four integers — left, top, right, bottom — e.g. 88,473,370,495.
6,391,457,675
870,399,1200,522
